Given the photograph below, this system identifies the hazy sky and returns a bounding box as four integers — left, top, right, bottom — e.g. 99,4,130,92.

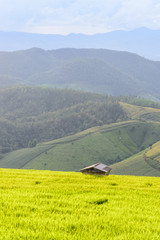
0,0,159,34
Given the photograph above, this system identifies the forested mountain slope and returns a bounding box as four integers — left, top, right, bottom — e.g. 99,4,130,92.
0,48,160,98
0,86,126,152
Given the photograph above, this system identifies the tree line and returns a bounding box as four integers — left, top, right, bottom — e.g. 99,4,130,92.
0,86,127,152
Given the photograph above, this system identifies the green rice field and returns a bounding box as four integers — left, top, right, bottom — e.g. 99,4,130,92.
0,168,160,240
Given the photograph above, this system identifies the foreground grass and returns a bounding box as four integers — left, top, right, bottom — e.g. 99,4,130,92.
0,169,160,240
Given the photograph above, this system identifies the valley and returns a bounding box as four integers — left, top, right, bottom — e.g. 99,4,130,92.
1,4,160,240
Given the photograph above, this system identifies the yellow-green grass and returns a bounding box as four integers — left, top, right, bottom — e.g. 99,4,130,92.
146,141,160,158
120,102,160,120
144,141,160,171
154,156,160,162
0,168,160,240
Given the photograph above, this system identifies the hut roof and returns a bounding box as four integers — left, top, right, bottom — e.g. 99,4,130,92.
80,163,112,173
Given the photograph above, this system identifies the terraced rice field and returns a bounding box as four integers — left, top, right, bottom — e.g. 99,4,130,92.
0,168,160,240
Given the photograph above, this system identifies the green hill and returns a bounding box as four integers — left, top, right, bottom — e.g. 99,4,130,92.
1,86,160,175
1,86,160,153
110,129,160,176
0,120,160,176
1,48,160,98
111,152,160,177
27,58,142,95
0,86,127,151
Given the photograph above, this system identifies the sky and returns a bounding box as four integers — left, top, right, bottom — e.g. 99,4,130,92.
0,0,159,35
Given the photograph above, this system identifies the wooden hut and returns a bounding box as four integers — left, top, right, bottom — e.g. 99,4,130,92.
80,163,112,176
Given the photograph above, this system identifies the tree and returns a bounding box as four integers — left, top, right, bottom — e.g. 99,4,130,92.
28,139,37,148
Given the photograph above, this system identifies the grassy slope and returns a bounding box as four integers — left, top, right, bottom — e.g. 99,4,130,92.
0,121,136,170
105,103,160,176
111,152,160,177
1,120,160,176
145,140,160,171
120,102,160,120
0,169,160,240
1,103,160,175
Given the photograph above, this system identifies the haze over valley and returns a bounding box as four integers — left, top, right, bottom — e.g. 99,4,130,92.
1,28,160,60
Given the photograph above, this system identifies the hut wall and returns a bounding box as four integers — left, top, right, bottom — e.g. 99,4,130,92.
82,168,108,175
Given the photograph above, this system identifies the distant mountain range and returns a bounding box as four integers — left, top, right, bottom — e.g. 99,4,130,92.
0,48,160,100
0,27,160,60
